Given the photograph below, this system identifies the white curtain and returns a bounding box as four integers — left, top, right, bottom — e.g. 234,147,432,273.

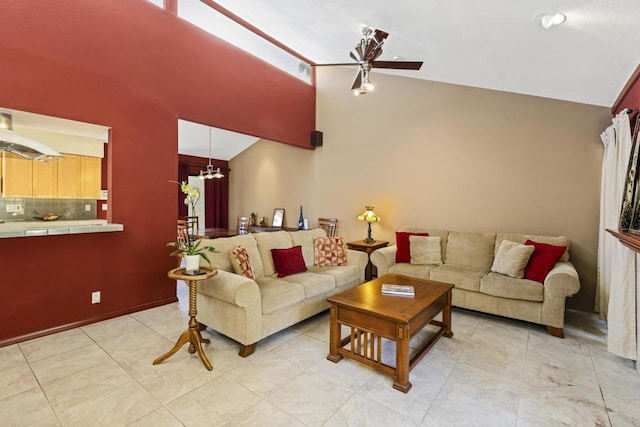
596,110,637,360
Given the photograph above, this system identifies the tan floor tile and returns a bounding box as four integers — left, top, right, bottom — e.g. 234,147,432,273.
81,315,144,342
42,360,136,412
0,363,41,400
266,371,354,426
326,393,418,427
0,344,27,373
137,356,222,404
517,385,609,426
56,381,161,426
29,343,113,385
126,407,183,427
0,386,56,426
166,375,261,425
18,328,94,363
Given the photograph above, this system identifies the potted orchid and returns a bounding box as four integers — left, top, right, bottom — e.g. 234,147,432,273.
168,180,217,271
167,239,219,272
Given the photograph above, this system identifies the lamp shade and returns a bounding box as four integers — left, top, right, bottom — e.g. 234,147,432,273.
357,206,380,223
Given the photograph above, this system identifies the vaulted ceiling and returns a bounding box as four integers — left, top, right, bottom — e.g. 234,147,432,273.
213,0,640,107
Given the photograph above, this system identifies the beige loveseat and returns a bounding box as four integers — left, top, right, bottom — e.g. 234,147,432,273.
370,227,580,337
194,229,368,356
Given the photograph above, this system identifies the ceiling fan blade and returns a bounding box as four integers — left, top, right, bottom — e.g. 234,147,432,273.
350,69,363,90
349,51,359,62
355,42,366,61
371,61,423,70
311,62,359,67
372,29,389,44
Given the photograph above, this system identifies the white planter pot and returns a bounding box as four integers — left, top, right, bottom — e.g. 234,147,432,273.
184,254,200,272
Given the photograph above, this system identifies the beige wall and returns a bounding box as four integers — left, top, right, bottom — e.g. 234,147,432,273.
230,67,611,312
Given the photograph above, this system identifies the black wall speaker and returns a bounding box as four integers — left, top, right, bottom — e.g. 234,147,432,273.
310,130,323,147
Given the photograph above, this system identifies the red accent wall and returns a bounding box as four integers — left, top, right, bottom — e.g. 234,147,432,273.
612,64,640,113
0,0,315,344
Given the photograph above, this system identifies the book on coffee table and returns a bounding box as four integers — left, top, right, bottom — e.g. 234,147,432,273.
381,283,415,296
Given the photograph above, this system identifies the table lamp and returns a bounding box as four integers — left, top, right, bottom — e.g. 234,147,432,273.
357,206,381,243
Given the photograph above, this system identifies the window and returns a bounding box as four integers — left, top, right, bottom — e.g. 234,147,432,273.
177,0,312,84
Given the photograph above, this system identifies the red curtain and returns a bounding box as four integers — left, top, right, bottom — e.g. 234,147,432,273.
205,176,228,228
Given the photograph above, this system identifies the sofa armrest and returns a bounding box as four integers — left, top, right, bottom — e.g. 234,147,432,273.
543,261,580,298
370,245,398,276
196,269,261,309
346,249,369,282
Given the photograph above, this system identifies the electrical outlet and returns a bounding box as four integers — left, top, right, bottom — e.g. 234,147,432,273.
91,291,101,304
6,203,22,213
84,204,92,212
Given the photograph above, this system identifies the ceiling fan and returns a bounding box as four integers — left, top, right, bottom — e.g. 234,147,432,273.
311,26,423,96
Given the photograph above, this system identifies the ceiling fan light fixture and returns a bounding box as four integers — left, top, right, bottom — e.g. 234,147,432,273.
539,12,566,29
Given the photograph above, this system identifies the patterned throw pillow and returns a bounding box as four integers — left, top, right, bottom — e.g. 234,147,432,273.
230,245,255,280
313,236,347,267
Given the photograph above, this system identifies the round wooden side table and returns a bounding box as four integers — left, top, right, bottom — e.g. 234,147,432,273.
153,266,217,370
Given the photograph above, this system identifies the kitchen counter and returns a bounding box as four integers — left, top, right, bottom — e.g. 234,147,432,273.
0,219,124,238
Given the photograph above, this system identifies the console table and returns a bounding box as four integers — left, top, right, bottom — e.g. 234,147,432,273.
153,266,217,370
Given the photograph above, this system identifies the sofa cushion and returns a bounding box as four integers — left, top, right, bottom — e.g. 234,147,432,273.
308,265,361,288
230,245,255,280
524,240,568,283
199,235,264,278
429,264,486,292
480,272,544,302
410,236,443,265
290,229,327,266
490,240,535,279
398,227,449,260
388,263,433,280
495,233,569,262
445,231,496,270
396,231,429,263
271,246,307,278
255,277,305,314
313,236,347,266
281,272,336,298
254,231,293,276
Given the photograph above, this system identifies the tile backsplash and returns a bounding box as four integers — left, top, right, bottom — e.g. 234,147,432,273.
0,198,97,222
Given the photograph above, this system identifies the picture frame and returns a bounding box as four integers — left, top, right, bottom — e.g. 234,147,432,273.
272,208,285,228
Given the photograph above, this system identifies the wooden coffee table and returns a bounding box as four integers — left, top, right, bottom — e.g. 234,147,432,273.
327,273,454,392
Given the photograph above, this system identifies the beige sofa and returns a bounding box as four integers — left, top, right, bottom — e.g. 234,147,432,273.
370,227,580,337
194,229,368,356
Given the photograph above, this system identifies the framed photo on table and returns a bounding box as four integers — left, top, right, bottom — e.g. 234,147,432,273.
272,208,285,228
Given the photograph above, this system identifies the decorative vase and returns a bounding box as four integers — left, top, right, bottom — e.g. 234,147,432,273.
298,206,304,230
184,254,200,272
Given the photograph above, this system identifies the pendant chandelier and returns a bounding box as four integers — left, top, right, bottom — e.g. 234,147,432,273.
199,127,224,180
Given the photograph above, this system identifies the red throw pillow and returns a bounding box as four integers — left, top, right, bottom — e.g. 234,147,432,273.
523,239,567,283
271,246,307,278
395,231,429,263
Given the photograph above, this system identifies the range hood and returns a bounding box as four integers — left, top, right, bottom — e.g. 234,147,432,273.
0,113,63,160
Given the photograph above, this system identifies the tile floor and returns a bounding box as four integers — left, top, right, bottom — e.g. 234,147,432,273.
2,284,639,426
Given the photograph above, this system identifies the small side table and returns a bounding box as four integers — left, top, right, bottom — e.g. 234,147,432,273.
346,240,389,281
153,266,217,370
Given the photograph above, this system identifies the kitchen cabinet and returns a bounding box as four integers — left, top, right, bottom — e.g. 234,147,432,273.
32,159,58,198
2,152,33,197
57,154,81,198
1,152,101,199
80,155,101,199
